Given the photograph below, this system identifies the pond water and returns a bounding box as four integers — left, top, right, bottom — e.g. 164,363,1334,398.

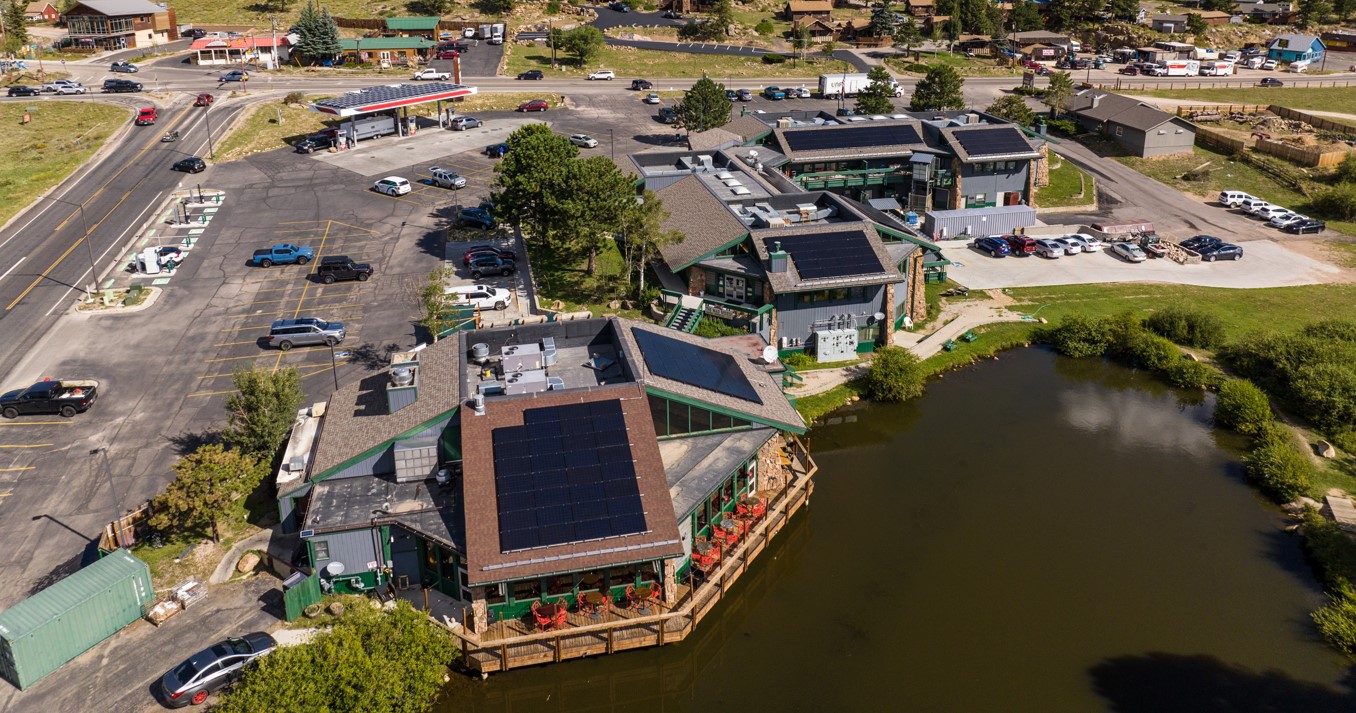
445,347,1355,712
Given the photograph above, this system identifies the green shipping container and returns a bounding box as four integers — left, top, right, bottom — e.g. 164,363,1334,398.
0,549,153,690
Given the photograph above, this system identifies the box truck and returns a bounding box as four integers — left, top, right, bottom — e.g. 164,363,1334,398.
478,23,493,39
818,73,904,98
1157,60,1200,76
1199,61,1234,76
342,114,397,141
490,23,505,44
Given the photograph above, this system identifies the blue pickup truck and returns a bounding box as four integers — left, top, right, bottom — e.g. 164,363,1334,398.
251,244,315,268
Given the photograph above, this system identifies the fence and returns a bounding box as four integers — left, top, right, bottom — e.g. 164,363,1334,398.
1254,137,1350,168
99,500,154,552
1268,104,1356,137
1194,125,1249,153
1099,78,1356,91
1177,103,1356,167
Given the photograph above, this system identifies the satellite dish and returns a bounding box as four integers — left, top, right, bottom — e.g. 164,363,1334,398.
325,561,345,576
872,312,886,325
762,345,778,364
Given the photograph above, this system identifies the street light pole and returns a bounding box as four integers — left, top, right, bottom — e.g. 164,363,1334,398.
328,341,339,391
609,128,615,162
202,102,216,159
42,195,98,295
90,447,122,548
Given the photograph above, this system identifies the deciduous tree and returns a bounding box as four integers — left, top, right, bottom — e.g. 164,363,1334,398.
866,347,927,402
1043,71,1075,116
854,65,897,115
560,25,605,65
909,64,965,110
150,444,267,543
620,190,681,300
985,94,1037,126
674,75,731,133
223,367,304,460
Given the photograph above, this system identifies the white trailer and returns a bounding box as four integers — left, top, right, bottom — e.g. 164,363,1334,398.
817,73,904,98
1199,61,1234,76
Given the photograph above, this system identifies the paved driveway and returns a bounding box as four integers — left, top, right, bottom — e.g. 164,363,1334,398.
947,240,1341,289
588,5,686,30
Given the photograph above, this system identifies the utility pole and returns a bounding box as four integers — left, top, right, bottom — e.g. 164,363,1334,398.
90,448,122,548
270,15,278,70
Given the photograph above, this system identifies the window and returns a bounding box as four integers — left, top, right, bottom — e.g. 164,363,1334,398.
313,540,330,560
1115,126,1124,136
512,579,541,602
972,193,986,205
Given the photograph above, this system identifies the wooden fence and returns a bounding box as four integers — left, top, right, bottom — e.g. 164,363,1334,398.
1194,125,1249,153
1176,103,1356,167
1255,137,1350,168
1174,104,1269,116
1098,78,1356,91
1268,104,1356,137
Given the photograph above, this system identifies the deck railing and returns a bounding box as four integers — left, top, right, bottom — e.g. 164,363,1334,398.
446,441,817,673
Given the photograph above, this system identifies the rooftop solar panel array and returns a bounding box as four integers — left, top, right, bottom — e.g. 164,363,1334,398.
952,127,1034,158
782,124,923,153
493,401,647,553
761,230,885,281
314,83,468,110
630,328,764,404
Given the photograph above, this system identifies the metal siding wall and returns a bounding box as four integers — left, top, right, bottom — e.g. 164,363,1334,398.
775,289,884,343
1141,128,1196,158
959,164,1030,202
387,387,418,413
311,529,378,575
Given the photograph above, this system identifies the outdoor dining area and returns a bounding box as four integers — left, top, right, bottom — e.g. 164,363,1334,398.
511,566,671,633
691,493,768,578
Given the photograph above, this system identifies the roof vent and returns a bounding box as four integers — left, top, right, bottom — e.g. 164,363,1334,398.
769,242,788,273
472,393,485,416
387,350,420,414
732,186,752,195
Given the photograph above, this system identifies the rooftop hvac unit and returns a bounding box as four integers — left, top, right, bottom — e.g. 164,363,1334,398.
716,171,733,180
470,342,489,362
391,367,414,387
287,456,305,472
732,187,752,196
723,178,742,187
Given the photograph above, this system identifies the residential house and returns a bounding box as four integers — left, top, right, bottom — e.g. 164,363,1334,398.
1267,34,1324,63
1069,89,1196,158
785,0,833,22
1233,1,1294,23
279,317,817,673
1195,9,1235,24
1006,30,1072,50
25,1,59,21
339,36,436,64
1151,14,1190,32
792,17,836,39
1023,44,1062,61
384,16,440,39
905,0,933,16
62,0,178,51
1321,29,1356,49
190,35,294,67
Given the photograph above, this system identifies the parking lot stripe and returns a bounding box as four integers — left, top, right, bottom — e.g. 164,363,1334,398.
0,444,54,449
213,338,262,347
229,290,361,308
0,421,70,426
325,221,381,235
0,467,35,472
187,389,236,398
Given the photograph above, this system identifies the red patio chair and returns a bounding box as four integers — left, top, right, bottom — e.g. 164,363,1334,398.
552,604,569,629
531,601,552,630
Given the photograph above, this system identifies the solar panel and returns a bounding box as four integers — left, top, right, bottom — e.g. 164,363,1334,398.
313,82,469,111
782,123,923,153
761,230,886,281
630,328,764,404
493,400,647,553
952,127,1034,159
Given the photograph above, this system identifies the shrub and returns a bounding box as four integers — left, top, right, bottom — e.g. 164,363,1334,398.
1334,151,1356,184
282,91,305,105
1012,86,1047,97
1289,363,1356,432
1042,314,1111,358
1144,305,1226,348
761,53,787,64
781,351,815,368
1310,183,1356,220
754,19,774,35
1165,359,1214,389
546,0,562,12
677,21,703,40
1303,319,1356,343
1300,506,1356,591
1313,583,1356,658
1214,378,1273,436
1045,118,1079,135
865,346,926,402
1242,439,1314,503
1332,429,1356,455
693,317,746,339
1122,330,1182,372
1251,420,1299,449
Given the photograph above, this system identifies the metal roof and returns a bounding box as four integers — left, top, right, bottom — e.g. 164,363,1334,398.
339,37,437,51
310,82,477,117
66,0,164,16
384,16,440,30
0,550,149,640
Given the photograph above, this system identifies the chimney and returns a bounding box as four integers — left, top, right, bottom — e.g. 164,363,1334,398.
769,241,788,273
386,350,420,414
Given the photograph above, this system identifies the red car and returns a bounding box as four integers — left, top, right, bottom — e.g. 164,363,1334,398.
1001,234,1037,255
135,107,158,125
194,93,214,107
435,49,460,59
517,99,549,112
462,245,515,266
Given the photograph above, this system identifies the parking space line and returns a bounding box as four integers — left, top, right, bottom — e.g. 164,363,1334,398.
205,353,277,364
228,290,362,308
0,421,71,426
0,467,35,472
324,221,382,235
0,444,54,448
187,389,236,398
213,338,262,347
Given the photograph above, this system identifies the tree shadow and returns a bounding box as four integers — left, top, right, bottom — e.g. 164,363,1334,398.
166,428,222,456
633,132,686,146
1089,652,1356,713
346,342,403,371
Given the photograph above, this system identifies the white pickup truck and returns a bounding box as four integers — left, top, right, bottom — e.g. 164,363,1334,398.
43,80,86,95
412,68,451,81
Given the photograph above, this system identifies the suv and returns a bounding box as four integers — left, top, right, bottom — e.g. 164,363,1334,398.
631,79,653,90
110,61,138,73
294,128,340,153
972,236,1011,257
569,134,599,148
517,70,544,80
1180,235,1223,252
428,167,467,189
448,116,482,130
1217,190,1254,207
587,70,616,80
266,319,345,351
1001,234,1037,255
102,78,143,93
458,207,497,230
469,254,515,278
657,106,677,123
44,79,85,95
517,99,549,112
315,256,373,284
445,284,512,310
220,70,248,82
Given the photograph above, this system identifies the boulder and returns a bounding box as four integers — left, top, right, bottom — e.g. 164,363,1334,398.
236,552,260,574
1315,440,1337,458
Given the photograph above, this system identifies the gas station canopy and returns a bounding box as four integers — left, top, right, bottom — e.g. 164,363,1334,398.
310,83,478,117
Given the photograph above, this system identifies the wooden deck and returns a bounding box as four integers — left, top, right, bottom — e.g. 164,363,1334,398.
445,444,818,673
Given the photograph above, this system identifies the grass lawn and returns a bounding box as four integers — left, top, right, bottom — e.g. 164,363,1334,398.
886,52,1018,77
1037,153,1095,208
531,239,643,318
213,96,334,162
506,42,852,79
1113,144,1356,236
1123,87,1356,116
0,102,128,229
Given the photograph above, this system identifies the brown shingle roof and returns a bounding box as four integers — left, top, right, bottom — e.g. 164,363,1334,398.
724,114,775,142
460,384,683,586
687,127,742,152
787,0,832,11
303,340,461,488
1070,90,1183,132
653,175,749,269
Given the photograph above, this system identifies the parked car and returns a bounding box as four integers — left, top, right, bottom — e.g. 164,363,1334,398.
446,284,513,310
315,255,373,283
448,116,482,130
736,88,753,101
6,85,40,97
1053,237,1082,255
1217,190,1255,207
1,379,98,419
110,61,138,73
265,319,344,351
294,128,340,153
609,1,630,10
184,28,207,39
792,86,812,98
373,176,411,196
569,133,599,148
643,92,661,104
135,107,158,125
458,207,497,230
250,244,313,267
662,9,681,18
1117,65,1139,76
157,632,277,707
657,106,677,123
43,79,85,94
517,70,544,80
1065,233,1102,252
763,86,786,100
194,93,214,107
1259,77,1284,87
1282,219,1327,234
172,157,206,173
518,99,549,112
1241,198,1276,216
462,245,516,266
1002,234,1037,255
1267,210,1303,227
587,69,616,81
428,167,466,189
219,69,248,82
1256,205,1295,222
469,254,515,278
1180,235,1223,252
1111,242,1147,263
1261,59,1278,70
725,89,739,100
1198,243,1243,261
102,78,143,93
972,236,1011,257
484,142,509,158
1034,239,1065,259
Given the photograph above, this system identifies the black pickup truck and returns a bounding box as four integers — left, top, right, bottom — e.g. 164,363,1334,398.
1,379,99,418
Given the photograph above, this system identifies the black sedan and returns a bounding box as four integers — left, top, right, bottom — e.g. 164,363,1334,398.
1198,243,1244,261
173,157,207,173
1282,219,1327,234
517,70,544,80
158,632,276,707
1180,235,1223,252
7,85,41,97
1259,77,1285,87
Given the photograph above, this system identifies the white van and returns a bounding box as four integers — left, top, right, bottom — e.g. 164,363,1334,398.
1239,197,1273,214
1218,191,1255,207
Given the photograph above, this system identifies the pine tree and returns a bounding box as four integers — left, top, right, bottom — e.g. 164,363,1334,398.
909,64,965,111
674,75,732,133
1185,12,1207,36
892,17,921,52
1011,0,1043,30
3,0,29,52
854,66,897,115
315,7,342,62
1107,0,1138,20
1043,71,1075,116
986,95,1037,126
292,0,320,64
1298,0,1332,25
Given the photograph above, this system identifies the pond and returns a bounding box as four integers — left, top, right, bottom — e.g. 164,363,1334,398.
444,347,1355,712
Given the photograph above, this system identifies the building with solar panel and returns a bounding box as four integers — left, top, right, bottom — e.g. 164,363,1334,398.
275,317,815,672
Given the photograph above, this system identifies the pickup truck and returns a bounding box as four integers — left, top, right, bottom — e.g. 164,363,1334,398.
43,80,86,95
1,379,99,419
251,244,314,267
412,68,451,80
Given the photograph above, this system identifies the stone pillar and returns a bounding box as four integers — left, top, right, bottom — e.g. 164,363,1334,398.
950,157,964,209
470,587,489,633
686,267,705,297
908,252,927,321
881,283,896,346
764,283,778,348
1034,144,1051,189
661,558,679,605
